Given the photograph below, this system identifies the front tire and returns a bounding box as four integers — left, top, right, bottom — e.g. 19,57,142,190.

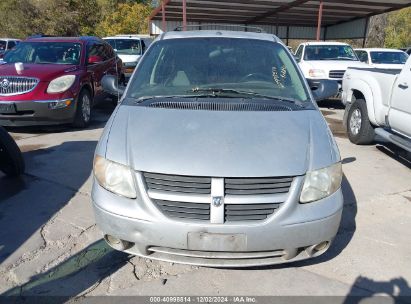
0,126,25,177
347,99,375,145
72,89,92,128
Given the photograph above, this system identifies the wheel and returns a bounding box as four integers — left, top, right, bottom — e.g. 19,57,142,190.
0,126,25,177
347,99,375,144
72,89,92,128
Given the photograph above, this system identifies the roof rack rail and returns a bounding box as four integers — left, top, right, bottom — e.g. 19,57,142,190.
173,24,265,33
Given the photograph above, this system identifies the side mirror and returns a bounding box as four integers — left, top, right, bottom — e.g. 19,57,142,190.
308,79,339,102
88,55,103,65
101,75,125,97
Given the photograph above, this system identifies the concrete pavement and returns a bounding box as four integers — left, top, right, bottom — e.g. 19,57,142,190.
1,100,410,302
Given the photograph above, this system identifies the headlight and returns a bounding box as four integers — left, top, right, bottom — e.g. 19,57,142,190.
93,155,137,198
308,69,327,78
47,75,76,94
300,163,342,203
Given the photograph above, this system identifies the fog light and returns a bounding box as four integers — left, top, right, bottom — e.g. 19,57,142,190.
48,99,73,110
104,234,133,251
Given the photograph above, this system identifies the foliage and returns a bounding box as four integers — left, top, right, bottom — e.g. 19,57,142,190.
384,7,411,48
96,2,152,36
0,0,151,38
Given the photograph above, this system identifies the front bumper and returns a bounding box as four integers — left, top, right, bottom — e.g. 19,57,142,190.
0,98,76,127
92,175,343,267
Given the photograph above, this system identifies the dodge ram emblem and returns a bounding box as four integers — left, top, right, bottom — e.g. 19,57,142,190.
212,196,223,207
1,79,10,90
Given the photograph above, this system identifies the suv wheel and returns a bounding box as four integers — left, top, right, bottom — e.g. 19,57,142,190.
347,99,375,145
73,89,92,128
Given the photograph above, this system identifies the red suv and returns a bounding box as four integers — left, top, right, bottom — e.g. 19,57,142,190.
0,36,123,128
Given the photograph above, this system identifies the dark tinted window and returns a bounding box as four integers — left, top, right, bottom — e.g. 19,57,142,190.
0,41,6,51
370,51,408,64
304,45,358,61
355,50,369,63
7,41,16,49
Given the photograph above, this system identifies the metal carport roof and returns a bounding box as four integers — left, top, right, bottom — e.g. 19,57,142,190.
149,0,411,41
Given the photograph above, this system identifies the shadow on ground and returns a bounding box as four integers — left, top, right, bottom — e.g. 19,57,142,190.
0,140,97,264
2,239,130,297
343,276,411,303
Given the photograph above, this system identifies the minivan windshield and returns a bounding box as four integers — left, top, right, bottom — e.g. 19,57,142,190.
4,42,82,65
370,51,408,64
304,45,358,61
105,39,142,55
127,38,309,103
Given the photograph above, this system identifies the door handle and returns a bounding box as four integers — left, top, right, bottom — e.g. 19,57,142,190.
398,83,409,89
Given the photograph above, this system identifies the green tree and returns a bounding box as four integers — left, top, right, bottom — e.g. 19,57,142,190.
385,7,411,48
96,2,151,36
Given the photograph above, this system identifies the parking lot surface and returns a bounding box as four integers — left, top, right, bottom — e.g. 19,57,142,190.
1,99,411,301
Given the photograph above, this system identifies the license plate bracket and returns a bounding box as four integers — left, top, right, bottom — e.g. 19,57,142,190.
0,103,16,114
188,232,246,252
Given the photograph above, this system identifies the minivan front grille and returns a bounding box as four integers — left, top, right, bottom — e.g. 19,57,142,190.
0,76,39,96
144,172,294,223
225,177,293,195
329,70,345,79
143,172,211,194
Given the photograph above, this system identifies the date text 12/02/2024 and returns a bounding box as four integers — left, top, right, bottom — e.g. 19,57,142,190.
149,297,257,303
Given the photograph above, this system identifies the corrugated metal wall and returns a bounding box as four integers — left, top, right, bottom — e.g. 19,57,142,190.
325,18,367,40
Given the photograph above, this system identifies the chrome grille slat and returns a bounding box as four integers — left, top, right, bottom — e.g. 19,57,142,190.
144,172,211,183
225,203,280,210
0,76,39,96
226,182,291,190
329,70,345,79
148,185,211,194
225,188,290,195
156,200,210,210
225,177,293,184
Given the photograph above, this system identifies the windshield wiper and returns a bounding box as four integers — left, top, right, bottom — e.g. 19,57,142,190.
189,88,305,107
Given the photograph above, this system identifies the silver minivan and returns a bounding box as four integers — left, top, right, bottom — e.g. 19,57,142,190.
92,29,342,267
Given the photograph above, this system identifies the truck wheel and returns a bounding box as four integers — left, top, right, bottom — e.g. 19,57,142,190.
0,126,25,177
347,99,375,145
72,89,92,128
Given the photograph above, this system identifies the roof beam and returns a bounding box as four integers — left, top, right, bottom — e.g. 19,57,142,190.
246,0,312,23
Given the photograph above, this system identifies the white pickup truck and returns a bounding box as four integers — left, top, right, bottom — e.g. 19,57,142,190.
342,56,411,152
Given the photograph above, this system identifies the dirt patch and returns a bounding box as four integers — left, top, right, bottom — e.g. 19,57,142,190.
20,144,46,153
325,117,347,139
320,110,336,117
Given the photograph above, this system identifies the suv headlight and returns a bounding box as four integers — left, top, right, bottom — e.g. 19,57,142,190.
47,75,76,94
93,155,137,198
300,163,342,203
308,69,327,78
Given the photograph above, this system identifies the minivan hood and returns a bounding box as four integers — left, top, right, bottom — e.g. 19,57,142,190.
102,106,340,177
0,63,79,81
